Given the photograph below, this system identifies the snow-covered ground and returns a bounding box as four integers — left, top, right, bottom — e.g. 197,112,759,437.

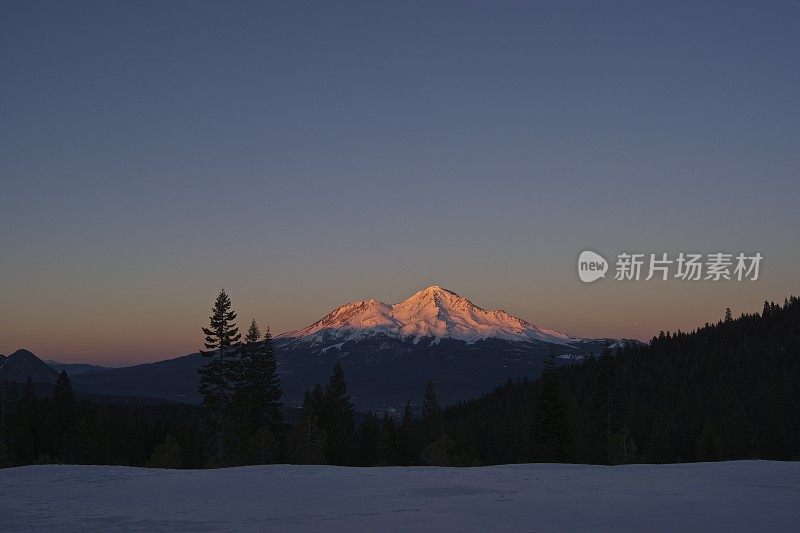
1,461,798,531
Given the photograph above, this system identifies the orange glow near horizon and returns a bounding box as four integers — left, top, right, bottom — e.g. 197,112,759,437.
2,279,793,366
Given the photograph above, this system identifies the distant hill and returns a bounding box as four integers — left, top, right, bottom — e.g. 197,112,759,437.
70,338,627,411
70,352,206,404
46,360,107,376
0,349,59,384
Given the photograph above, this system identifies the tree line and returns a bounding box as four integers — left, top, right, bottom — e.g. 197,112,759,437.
438,297,800,464
2,291,798,468
0,373,204,468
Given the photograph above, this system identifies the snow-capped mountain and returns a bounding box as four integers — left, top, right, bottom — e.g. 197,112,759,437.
269,286,639,409
72,286,639,411
279,285,582,346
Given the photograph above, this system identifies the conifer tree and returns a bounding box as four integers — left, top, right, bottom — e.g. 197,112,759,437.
198,288,241,466
397,401,418,465
593,344,621,463
229,319,261,463
289,390,327,464
52,371,75,462
323,361,355,465
422,380,442,443
53,371,73,406
233,319,284,463
251,326,283,434
358,412,381,466
379,412,397,465
12,380,36,465
0,380,19,466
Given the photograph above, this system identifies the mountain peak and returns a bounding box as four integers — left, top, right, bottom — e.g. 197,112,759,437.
400,285,466,308
280,286,579,346
418,285,458,296
0,349,58,383
420,285,449,293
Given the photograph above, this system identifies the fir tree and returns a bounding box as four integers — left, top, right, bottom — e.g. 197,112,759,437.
323,361,355,465
593,344,621,464
198,288,241,466
52,371,75,462
250,327,283,434
379,412,397,465
0,380,19,466
422,380,442,443
289,390,327,464
397,401,419,465
229,319,261,463
12,380,36,465
53,371,73,406
236,318,263,425
233,320,284,464
357,412,381,466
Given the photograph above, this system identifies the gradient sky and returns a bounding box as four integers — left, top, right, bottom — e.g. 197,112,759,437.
2,1,799,365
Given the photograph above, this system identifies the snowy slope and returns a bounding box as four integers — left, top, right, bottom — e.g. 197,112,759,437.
1,461,798,532
280,285,581,346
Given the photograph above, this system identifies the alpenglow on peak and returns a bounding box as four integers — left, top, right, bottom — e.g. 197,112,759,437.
279,285,578,346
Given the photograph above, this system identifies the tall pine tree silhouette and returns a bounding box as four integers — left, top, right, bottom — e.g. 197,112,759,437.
251,326,283,434
198,288,241,466
234,320,284,463
228,319,260,463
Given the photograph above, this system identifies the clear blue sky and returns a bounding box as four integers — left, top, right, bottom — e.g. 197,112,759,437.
2,1,799,364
